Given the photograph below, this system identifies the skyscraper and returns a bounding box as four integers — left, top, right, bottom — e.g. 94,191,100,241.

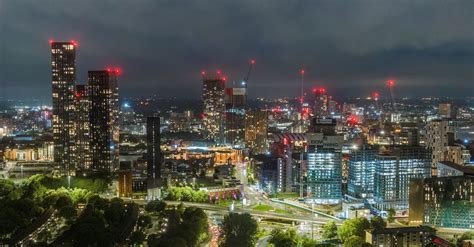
423,119,454,175
87,70,119,173
74,84,91,170
147,116,161,199
224,87,246,146
202,77,226,143
51,41,76,173
313,87,329,119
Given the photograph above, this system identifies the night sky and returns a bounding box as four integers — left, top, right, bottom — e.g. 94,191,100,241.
0,0,473,101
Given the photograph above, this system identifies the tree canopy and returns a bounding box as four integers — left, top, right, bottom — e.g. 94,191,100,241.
221,213,258,247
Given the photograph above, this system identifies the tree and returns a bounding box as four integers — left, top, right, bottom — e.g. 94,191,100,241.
145,200,166,214
456,231,474,247
222,213,258,247
337,217,370,243
321,221,338,239
0,179,15,198
387,208,396,223
137,215,152,229
343,236,370,247
269,228,298,247
370,216,386,230
130,231,145,246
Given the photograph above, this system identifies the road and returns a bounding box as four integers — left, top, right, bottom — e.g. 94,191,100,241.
133,199,341,225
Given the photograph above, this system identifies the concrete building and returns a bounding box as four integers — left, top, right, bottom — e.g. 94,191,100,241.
147,116,161,199
224,87,246,146
244,110,268,154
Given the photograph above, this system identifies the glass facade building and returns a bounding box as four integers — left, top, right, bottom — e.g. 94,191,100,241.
374,146,431,211
423,175,474,229
348,146,378,198
306,132,344,204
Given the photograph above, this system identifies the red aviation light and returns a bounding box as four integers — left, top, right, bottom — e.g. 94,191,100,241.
300,69,305,75
387,79,395,87
70,40,78,47
106,67,112,73
216,70,222,75
115,68,122,75
222,76,227,82
250,59,256,65
373,92,380,99
201,70,206,76
49,39,54,45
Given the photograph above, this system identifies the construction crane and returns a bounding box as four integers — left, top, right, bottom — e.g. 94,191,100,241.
300,69,305,104
241,59,256,88
387,79,397,113
373,91,382,127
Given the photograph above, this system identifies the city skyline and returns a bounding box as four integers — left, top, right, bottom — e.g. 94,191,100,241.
1,0,473,101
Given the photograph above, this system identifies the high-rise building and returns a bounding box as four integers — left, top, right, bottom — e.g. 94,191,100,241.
348,146,378,198
244,110,268,153
202,77,226,143
374,146,431,211
306,120,344,204
74,84,91,170
423,119,455,175
51,41,77,173
224,87,246,146
313,87,329,119
87,70,119,173
147,116,161,199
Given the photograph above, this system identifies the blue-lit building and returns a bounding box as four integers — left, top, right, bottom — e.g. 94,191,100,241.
348,146,378,198
374,146,431,212
306,131,344,204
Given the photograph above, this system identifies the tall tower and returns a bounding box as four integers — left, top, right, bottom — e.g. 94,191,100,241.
51,41,77,173
313,87,329,119
224,87,246,146
202,72,226,143
147,116,161,199
87,70,119,173
74,84,91,170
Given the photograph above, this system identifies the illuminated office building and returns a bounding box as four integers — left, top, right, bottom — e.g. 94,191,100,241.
374,146,431,211
306,120,344,204
87,70,119,172
348,146,378,198
51,41,77,173
202,77,226,143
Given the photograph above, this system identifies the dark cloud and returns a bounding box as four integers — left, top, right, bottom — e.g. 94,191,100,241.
0,0,473,101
